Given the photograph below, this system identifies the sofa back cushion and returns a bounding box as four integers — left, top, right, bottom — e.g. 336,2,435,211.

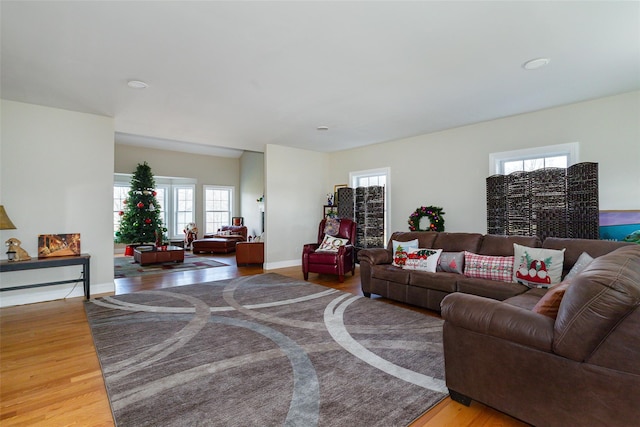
386,231,437,251
553,245,640,362
433,232,483,252
542,237,632,278
479,234,542,256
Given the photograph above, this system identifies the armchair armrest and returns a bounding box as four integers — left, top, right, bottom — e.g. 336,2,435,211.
357,248,392,265
302,243,320,255
441,293,555,352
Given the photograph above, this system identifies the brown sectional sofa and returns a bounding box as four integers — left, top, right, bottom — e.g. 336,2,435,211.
358,231,632,311
442,244,640,426
360,231,639,425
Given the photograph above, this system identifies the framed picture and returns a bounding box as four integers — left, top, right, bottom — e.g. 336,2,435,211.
38,233,81,258
324,205,338,218
599,211,640,242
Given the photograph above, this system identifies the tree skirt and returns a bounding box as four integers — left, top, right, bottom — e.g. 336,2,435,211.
114,254,227,279
85,273,447,426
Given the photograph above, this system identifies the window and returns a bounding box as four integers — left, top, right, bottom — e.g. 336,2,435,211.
490,142,579,175
204,186,234,234
154,186,168,232
113,174,195,240
354,173,387,188
174,186,195,235
113,184,130,237
350,167,390,243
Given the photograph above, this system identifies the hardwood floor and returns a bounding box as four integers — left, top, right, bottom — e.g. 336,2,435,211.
1,253,528,426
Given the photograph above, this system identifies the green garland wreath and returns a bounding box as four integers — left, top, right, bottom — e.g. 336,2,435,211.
408,206,445,232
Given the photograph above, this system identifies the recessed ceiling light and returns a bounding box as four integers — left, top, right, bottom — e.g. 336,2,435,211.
317,126,329,131
127,80,149,89
522,58,550,70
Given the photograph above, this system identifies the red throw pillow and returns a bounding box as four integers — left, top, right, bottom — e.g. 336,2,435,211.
532,281,571,319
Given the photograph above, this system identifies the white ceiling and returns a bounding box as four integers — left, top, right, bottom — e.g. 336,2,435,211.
2,1,639,158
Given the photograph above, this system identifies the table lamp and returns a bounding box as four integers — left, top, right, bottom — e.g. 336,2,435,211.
1,205,31,261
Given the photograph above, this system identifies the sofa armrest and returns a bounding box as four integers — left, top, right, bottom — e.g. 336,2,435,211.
441,293,555,352
357,248,392,265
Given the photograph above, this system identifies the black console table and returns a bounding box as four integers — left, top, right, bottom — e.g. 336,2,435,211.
0,254,91,300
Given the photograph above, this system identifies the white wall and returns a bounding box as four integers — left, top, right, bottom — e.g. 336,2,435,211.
264,144,329,269
2,92,636,305
239,151,265,237
327,91,640,234
115,144,240,237
1,100,114,307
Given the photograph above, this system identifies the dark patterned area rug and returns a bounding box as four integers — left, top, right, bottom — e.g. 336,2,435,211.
85,273,447,426
114,254,227,279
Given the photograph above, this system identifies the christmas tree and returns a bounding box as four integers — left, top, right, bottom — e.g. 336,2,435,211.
115,162,167,245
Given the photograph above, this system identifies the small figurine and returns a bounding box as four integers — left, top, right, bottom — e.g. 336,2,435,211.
183,222,198,250
5,237,31,261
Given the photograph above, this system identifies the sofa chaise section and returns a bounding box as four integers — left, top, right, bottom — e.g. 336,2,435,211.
441,244,640,426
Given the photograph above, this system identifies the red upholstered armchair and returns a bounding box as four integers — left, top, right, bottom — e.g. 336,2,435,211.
302,218,357,283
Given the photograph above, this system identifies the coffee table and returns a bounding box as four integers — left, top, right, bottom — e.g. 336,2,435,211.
133,245,185,266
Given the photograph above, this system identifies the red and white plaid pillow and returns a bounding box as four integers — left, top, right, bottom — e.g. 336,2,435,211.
463,251,514,282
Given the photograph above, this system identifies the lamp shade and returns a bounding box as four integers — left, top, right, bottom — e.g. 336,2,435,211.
0,205,17,230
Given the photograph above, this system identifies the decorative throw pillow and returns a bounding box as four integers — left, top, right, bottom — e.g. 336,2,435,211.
532,281,571,319
437,251,465,274
323,217,340,236
463,252,514,282
392,239,419,267
403,248,443,272
564,252,594,281
513,244,565,288
316,234,349,253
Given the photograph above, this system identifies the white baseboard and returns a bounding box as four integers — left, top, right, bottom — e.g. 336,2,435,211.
264,259,300,270
0,281,115,308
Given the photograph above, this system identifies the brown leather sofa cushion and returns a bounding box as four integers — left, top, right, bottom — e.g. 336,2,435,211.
503,287,547,310
371,264,411,284
457,276,528,301
386,231,437,251
433,232,483,252
543,237,634,277
553,245,640,361
409,271,458,293
478,234,542,256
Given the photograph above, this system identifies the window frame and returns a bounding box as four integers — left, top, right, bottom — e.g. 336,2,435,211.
173,185,196,238
203,185,235,235
349,167,390,244
489,142,580,175
154,184,169,237
113,183,130,238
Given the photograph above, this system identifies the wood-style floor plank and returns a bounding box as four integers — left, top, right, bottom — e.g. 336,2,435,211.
1,253,527,426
